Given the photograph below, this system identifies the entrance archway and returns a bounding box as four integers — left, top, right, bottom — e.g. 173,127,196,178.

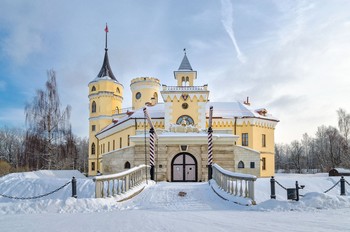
171,153,197,182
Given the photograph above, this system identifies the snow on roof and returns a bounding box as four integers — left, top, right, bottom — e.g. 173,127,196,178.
98,101,278,135
97,103,165,135
206,102,278,121
331,168,350,174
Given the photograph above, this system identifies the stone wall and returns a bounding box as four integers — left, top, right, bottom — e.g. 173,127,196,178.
233,146,260,176
102,146,135,174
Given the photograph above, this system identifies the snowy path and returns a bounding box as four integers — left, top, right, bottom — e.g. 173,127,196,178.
2,172,350,231
119,182,242,211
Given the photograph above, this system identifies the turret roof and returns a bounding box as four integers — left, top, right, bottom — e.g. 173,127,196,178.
178,53,193,71
96,49,118,81
96,24,118,82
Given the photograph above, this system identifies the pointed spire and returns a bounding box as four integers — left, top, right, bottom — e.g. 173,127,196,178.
97,24,118,81
178,48,193,71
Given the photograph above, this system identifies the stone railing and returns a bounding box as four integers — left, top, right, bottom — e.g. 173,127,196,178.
163,85,207,91
212,163,257,203
93,164,150,198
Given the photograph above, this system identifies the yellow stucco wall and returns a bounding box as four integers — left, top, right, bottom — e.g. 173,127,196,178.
170,95,205,126
88,79,124,176
130,77,160,110
211,118,276,177
174,71,196,86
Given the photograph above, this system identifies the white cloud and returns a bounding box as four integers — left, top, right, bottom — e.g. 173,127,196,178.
1,0,350,143
220,0,246,63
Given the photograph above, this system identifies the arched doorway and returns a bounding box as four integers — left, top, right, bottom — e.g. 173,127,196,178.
171,153,197,182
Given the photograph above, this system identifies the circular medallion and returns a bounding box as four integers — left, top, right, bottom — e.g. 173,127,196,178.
136,92,141,99
182,103,188,109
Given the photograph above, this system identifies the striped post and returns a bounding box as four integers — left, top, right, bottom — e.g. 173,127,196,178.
149,127,155,180
208,106,213,180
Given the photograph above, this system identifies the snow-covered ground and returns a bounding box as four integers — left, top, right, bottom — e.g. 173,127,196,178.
1,171,350,231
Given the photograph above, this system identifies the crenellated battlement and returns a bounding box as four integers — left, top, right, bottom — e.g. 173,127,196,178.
130,77,160,85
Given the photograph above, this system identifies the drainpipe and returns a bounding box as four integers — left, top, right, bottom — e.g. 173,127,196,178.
234,117,237,145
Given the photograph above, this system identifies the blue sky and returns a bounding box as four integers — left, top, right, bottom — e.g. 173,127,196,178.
1,0,350,143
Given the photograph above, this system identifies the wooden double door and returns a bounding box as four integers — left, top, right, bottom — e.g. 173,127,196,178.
171,153,197,182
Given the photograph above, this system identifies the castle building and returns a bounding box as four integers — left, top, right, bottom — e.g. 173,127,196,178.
88,32,279,180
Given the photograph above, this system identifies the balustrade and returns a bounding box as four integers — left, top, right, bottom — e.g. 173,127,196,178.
212,163,257,202
93,164,150,198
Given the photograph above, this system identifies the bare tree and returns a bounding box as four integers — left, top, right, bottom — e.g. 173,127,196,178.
0,126,25,169
289,140,304,173
25,70,72,170
337,108,350,142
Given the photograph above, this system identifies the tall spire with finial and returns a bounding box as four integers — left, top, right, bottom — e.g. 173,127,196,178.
97,23,118,81
178,48,193,71
105,23,108,50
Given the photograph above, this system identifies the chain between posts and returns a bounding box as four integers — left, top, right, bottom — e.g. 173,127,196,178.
0,181,71,200
275,180,287,190
323,180,341,193
345,179,350,186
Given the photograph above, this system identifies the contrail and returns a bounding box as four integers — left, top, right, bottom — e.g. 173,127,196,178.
220,0,247,63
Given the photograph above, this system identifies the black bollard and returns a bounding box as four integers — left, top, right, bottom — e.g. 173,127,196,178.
150,165,155,181
295,181,300,201
72,177,77,198
340,176,346,196
270,176,276,199
208,164,213,180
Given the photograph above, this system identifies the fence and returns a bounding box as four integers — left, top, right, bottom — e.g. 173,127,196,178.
0,177,77,200
212,163,257,203
270,176,350,201
93,164,150,198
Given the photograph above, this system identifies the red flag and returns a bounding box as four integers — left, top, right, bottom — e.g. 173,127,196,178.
105,24,109,33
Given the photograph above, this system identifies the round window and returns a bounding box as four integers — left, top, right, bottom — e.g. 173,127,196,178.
182,103,188,109
136,92,141,99
176,115,194,126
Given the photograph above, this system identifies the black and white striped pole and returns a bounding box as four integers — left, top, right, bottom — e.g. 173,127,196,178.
143,107,157,181
208,106,213,180
149,127,155,180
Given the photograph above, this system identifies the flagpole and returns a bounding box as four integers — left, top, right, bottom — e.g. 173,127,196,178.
105,23,108,50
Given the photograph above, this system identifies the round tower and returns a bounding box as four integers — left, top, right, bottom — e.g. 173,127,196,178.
130,77,160,110
88,24,124,176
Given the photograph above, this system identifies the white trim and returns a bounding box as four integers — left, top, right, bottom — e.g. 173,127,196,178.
131,132,239,145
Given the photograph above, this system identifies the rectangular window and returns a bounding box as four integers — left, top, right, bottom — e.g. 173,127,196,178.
92,125,96,132
108,142,110,152
103,144,105,153
242,133,248,146
91,162,95,171
262,134,266,147
250,162,255,169
113,140,115,150
120,137,122,148
262,158,266,170
128,135,130,146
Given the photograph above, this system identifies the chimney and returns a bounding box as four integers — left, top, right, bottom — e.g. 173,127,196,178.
244,97,250,106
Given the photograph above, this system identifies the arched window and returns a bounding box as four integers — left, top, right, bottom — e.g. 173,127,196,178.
116,106,119,114
238,161,245,169
124,161,131,169
91,86,96,91
116,87,120,94
153,92,158,103
176,115,194,126
91,101,96,113
91,143,95,155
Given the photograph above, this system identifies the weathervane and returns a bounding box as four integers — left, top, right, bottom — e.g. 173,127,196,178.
105,23,109,51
